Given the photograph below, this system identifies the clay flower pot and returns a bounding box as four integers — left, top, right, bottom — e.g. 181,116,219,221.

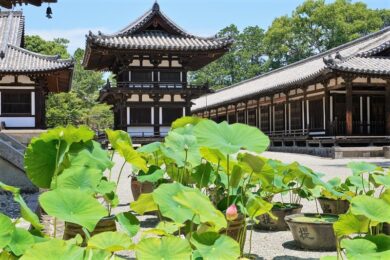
63,215,117,243
255,203,303,231
131,178,154,201
285,213,338,251
318,197,350,215
220,213,247,254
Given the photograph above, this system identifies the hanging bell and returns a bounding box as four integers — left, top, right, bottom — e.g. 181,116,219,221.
46,6,53,19
0,51,5,60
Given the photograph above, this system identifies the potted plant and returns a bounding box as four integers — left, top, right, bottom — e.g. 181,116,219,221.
317,177,351,215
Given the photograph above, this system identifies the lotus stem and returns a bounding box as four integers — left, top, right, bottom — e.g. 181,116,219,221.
108,150,115,181
249,219,253,256
314,198,320,217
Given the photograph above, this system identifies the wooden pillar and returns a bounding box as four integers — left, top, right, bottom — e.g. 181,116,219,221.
385,80,390,135
226,106,229,122
345,78,353,136
256,99,260,128
302,87,307,133
285,92,289,134
324,82,330,135
270,96,274,133
235,105,238,123
245,102,248,124
153,96,160,136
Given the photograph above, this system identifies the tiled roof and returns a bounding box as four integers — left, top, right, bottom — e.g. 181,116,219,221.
330,56,390,75
86,2,232,52
0,44,73,73
0,11,73,74
192,27,390,112
88,31,232,51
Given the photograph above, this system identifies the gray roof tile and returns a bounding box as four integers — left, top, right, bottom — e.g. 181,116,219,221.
0,11,73,74
192,27,390,111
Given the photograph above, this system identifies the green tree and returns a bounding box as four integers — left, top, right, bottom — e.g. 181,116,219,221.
190,25,266,89
24,36,70,59
24,36,113,131
264,0,390,69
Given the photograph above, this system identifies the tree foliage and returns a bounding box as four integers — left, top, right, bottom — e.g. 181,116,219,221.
191,0,390,89
24,36,113,131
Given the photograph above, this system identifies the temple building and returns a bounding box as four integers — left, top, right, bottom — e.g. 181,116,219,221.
83,2,232,142
0,11,73,129
192,27,390,156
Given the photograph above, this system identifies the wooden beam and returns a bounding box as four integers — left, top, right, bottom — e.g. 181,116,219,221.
345,78,353,136
386,80,390,136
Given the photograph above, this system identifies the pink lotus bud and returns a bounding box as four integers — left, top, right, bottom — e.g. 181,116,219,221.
226,204,238,221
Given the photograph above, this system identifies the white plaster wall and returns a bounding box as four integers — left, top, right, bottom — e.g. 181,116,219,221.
0,117,35,127
127,127,154,137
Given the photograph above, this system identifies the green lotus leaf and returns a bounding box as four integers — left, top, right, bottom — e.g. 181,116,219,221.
7,228,35,256
341,238,377,258
56,166,102,193
135,236,192,260
85,248,112,260
161,131,201,167
246,195,273,219
194,120,270,155
0,213,14,248
380,189,390,204
131,193,158,215
106,129,132,149
95,179,116,195
137,142,161,153
200,147,226,164
154,222,184,235
66,140,113,171
20,239,85,260
373,175,390,188
116,142,147,172
116,211,140,237
347,175,370,192
24,139,58,188
39,189,107,231
13,193,43,230
191,232,240,260
229,165,243,188
333,212,369,238
87,231,132,252
137,169,164,183
238,153,266,173
171,116,204,130
364,234,390,252
192,162,214,188
350,195,390,223
153,183,227,231
38,125,94,144
347,162,379,176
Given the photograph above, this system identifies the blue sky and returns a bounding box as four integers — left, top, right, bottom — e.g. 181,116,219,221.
13,0,390,54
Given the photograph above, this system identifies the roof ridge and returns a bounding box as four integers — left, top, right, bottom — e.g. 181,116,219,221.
91,3,224,41
7,44,73,63
210,26,390,95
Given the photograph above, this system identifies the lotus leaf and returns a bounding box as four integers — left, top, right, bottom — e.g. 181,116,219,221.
246,195,273,219
350,195,390,223
137,141,161,153
190,232,240,260
106,129,132,149
161,131,201,167
341,238,377,258
20,239,85,260
39,189,107,231
0,213,14,248
87,231,132,252
13,193,43,230
194,120,270,155
347,162,379,176
364,234,390,252
137,168,164,183
116,142,147,172
333,213,369,238
38,125,94,144
171,116,204,129
192,162,214,188
7,228,35,256
130,193,158,215
116,212,140,237
229,165,243,188
153,183,227,231
56,166,102,193
135,236,192,260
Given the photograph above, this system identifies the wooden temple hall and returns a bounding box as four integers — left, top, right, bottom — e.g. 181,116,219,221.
83,2,232,140
0,10,73,129
192,27,390,151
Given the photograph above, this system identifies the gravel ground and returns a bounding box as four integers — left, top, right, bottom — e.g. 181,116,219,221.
111,152,390,260
3,152,390,259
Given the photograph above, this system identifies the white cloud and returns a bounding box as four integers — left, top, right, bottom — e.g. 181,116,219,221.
26,28,106,54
